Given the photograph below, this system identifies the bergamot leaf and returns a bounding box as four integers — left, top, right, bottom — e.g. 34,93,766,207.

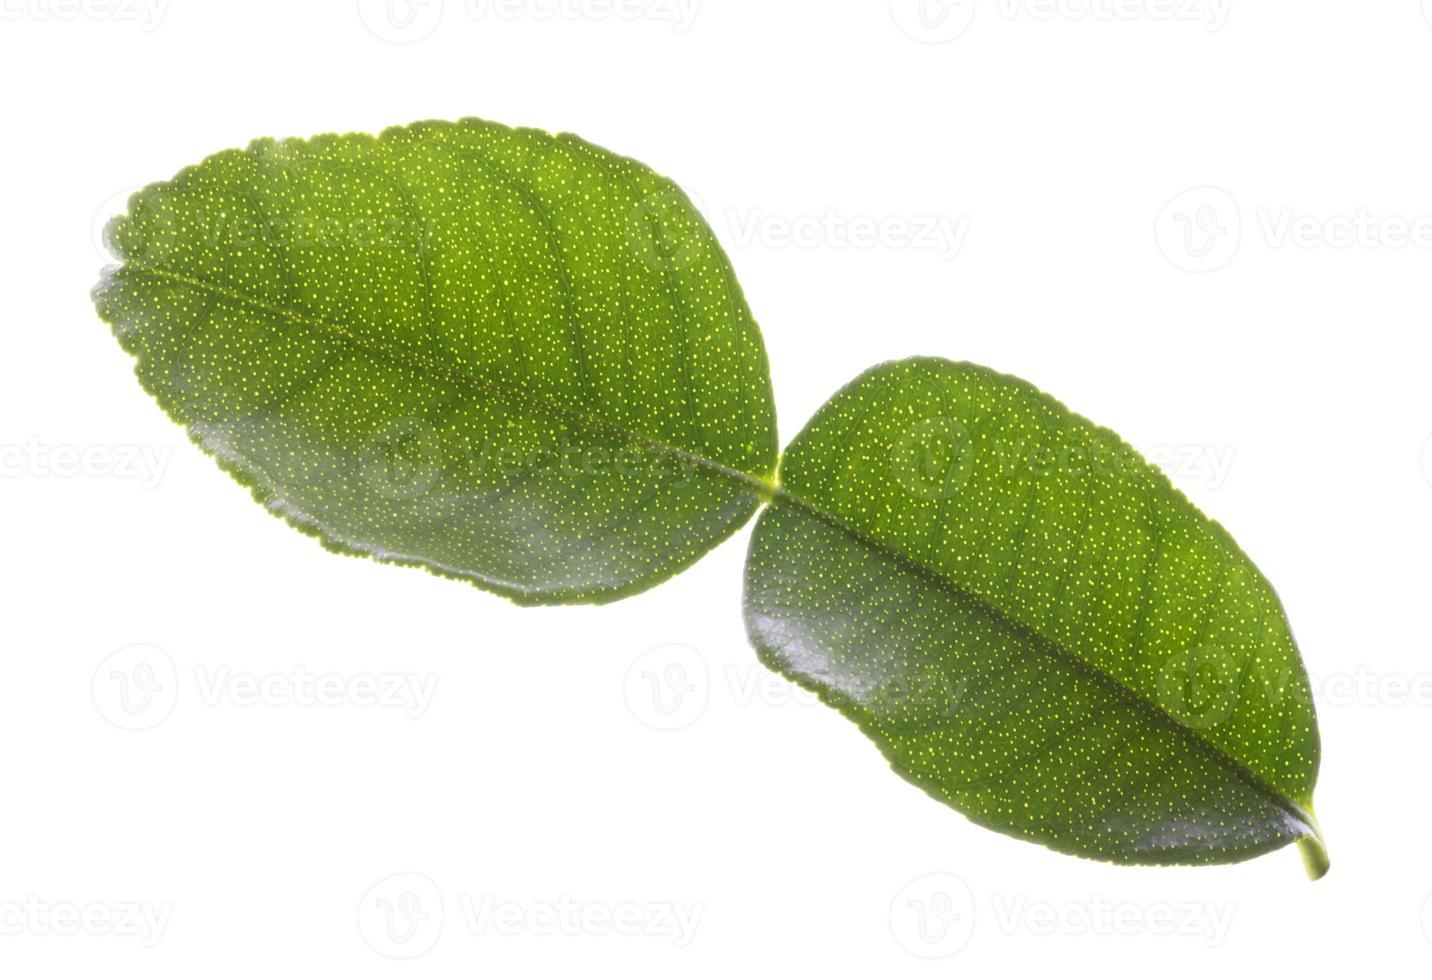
744,358,1326,875
94,119,778,604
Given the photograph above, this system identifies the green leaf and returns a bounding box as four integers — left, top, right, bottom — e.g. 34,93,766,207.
744,358,1326,876
93,119,778,604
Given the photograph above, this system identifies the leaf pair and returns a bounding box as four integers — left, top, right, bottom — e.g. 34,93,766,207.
94,118,1325,877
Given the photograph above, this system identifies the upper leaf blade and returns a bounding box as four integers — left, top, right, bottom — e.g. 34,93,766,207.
94,119,778,603
744,358,1325,873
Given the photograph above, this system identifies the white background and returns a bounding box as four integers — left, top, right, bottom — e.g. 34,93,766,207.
0,0,1427,975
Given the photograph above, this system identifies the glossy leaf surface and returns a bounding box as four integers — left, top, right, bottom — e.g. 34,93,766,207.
744,358,1326,874
94,119,778,603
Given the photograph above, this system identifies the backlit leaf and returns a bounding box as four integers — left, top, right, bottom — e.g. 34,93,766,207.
94,119,778,603
744,358,1326,875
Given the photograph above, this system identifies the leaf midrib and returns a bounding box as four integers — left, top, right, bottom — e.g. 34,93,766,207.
116,259,780,499
116,257,1319,847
